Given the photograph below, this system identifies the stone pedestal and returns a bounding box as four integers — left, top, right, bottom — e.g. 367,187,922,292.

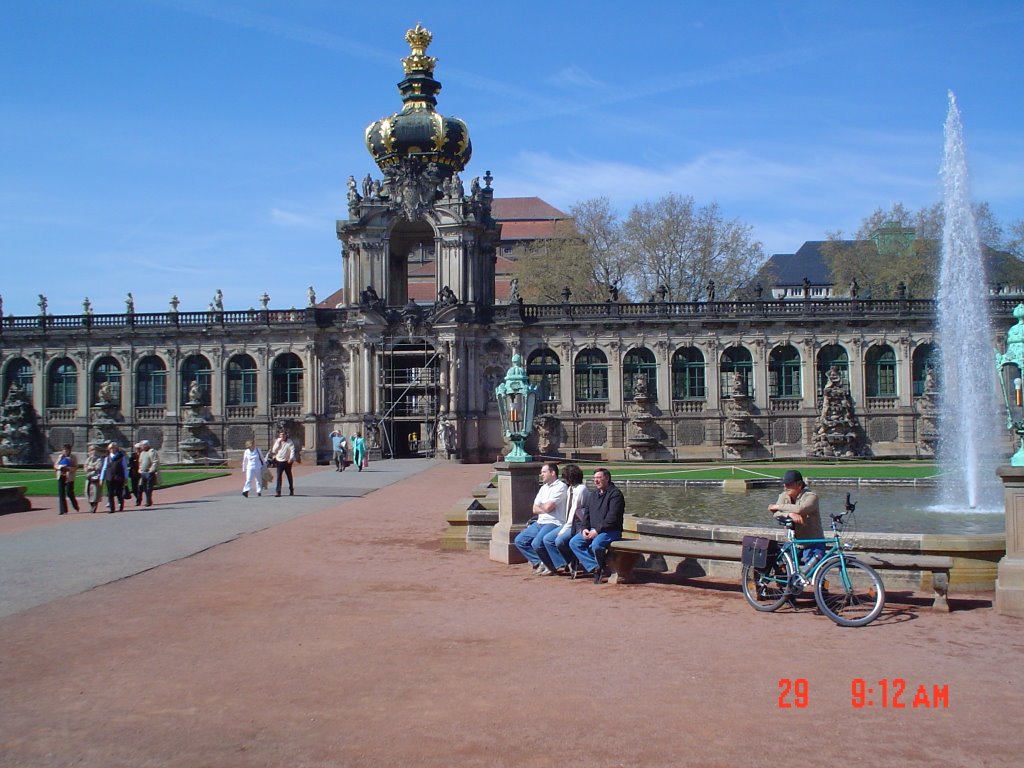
995,466,1024,618
489,461,542,564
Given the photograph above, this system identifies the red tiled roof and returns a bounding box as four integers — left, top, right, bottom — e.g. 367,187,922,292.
407,260,437,277
491,197,568,221
317,287,345,308
494,254,516,275
408,283,436,302
500,220,564,240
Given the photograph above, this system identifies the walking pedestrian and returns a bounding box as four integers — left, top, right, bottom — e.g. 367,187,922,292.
352,432,367,471
54,444,80,515
128,443,143,506
137,440,159,507
330,430,348,471
241,439,265,497
269,430,297,496
83,444,103,513
98,442,129,513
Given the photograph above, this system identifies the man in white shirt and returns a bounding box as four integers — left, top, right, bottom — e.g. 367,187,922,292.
270,430,298,497
513,462,568,576
542,464,591,576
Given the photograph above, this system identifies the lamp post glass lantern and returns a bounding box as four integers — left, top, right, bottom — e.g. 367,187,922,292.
996,303,1024,466
495,353,537,462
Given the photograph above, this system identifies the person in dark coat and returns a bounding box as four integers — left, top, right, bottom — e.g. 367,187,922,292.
568,467,625,583
98,442,130,513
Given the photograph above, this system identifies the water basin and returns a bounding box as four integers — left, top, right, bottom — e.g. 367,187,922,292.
621,483,1004,535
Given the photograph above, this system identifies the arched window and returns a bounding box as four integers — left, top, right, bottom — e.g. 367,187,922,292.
816,344,849,394
720,346,753,399
136,356,167,407
227,354,258,406
912,343,939,396
526,349,560,402
181,354,212,405
272,353,303,405
3,358,33,400
48,357,77,408
92,356,122,406
671,347,706,400
623,347,657,401
866,345,897,397
769,345,801,399
574,349,609,402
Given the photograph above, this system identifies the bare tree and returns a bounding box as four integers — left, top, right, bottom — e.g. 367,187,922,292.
511,221,607,304
622,193,763,301
570,197,629,298
824,202,1021,298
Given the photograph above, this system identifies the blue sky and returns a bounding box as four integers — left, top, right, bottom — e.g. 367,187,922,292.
2,0,1023,316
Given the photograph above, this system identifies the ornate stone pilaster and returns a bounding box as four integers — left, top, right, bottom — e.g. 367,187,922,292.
996,466,1024,618
490,461,543,564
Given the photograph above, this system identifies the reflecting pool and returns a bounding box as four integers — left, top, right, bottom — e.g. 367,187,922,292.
621,484,1004,535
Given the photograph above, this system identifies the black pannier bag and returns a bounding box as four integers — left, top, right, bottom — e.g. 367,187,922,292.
741,536,777,569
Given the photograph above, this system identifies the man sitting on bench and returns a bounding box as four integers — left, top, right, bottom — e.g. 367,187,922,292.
569,467,625,583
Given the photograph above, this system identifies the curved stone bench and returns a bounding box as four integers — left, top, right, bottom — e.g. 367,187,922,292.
606,514,992,612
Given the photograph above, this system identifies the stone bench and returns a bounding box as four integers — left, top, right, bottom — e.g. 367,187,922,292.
608,538,954,612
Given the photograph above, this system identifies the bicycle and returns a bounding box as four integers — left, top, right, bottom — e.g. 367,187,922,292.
741,494,886,627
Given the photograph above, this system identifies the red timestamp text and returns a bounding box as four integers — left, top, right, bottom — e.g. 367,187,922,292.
851,678,950,709
777,678,809,708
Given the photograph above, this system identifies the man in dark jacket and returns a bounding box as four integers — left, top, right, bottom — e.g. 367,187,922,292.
569,467,625,583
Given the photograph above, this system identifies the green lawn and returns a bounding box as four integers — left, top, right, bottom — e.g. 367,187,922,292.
0,468,230,497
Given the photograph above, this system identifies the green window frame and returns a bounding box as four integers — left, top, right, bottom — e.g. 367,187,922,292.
181,355,212,405
272,353,304,405
136,357,167,407
227,355,258,406
720,347,754,399
574,348,609,402
866,345,897,397
92,356,122,406
768,345,802,399
4,358,34,400
48,358,77,408
816,344,849,394
527,349,560,402
623,347,658,401
671,347,706,400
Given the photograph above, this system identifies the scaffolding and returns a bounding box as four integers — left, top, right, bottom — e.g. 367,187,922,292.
376,336,442,458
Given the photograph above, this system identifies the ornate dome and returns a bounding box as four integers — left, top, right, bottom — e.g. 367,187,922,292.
364,24,472,177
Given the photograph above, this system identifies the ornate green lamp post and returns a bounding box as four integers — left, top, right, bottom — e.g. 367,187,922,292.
996,303,1024,466
495,353,538,462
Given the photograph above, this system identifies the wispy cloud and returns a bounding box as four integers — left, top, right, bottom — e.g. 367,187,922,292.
271,207,325,230
547,65,604,90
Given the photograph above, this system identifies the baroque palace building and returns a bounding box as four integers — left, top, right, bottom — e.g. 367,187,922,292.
1,24,1018,465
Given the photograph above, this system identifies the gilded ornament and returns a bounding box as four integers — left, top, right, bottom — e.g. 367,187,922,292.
379,116,395,153
430,113,447,152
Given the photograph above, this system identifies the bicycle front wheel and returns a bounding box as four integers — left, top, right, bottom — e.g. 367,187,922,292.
741,555,793,612
813,557,885,627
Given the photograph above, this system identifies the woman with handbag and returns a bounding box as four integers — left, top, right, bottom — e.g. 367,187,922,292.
240,439,265,498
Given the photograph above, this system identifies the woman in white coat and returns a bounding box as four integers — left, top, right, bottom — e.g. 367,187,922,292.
241,439,265,497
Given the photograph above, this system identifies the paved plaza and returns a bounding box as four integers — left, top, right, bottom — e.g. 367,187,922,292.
1,461,1022,767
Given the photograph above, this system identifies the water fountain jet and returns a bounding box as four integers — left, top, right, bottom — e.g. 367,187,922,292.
936,91,1003,510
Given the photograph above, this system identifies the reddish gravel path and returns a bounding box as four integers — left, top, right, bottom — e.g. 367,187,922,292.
0,461,1021,767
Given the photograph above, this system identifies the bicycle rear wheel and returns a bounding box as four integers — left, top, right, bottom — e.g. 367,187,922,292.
741,553,793,612
813,557,885,627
